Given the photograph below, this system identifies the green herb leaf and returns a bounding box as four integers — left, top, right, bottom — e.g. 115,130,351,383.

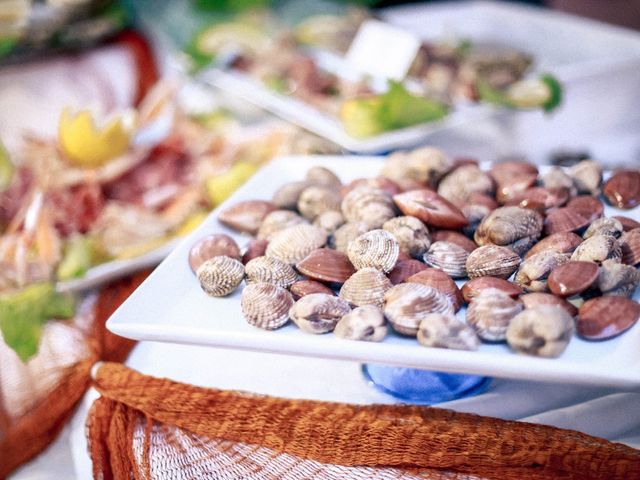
540,74,563,113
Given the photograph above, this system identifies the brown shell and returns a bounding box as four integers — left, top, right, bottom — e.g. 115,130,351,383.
347,229,399,273
603,170,640,209
544,207,591,236
387,259,429,285
569,160,602,196
257,210,308,241
296,248,356,285
382,216,431,258
339,268,393,308
313,210,345,234
341,177,401,198
597,259,640,298
330,221,370,253
341,186,396,229
189,234,242,272
245,256,298,289
514,251,570,293
218,200,276,235
289,293,351,334
461,277,524,303
566,196,604,223
272,181,313,210
540,167,576,194
383,283,454,336
423,241,469,279
570,235,622,264
437,164,494,204
524,232,583,259
431,230,478,252
506,306,574,358
306,166,342,188
520,292,578,317
297,185,342,220
620,228,640,266
392,189,469,229
466,245,521,279
196,256,245,297
417,313,479,351
490,161,538,203
466,288,523,342
474,206,543,255
460,193,499,237
583,217,624,240
505,187,570,212
290,280,335,300
407,268,464,312
241,283,293,330
380,147,451,186
613,216,640,232
266,224,327,264
242,238,268,265
334,305,388,342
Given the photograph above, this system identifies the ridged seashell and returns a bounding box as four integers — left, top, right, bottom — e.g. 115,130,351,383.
313,210,345,234
460,194,498,236
505,187,570,212
423,241,469,279
583,217,624,240
218,200,276,235
196,256,245,297
437,164,494,204
266,224,327,264
506,306,574,358
289,293,351,334
257,210,308,241
334,305,387,342
431,230,478,252
242,238,268,265
290,280,335,300
461,277,523,303
382,216,431,258
417,313,479,351
544,207,590,236
339,268,392,308
189,234,242,272
474,207,543,255
466,245,521,279
406,268,463,312
540,167,576,196
340,177,402,198
620,229,640,266
380,147,451,186
384,283,454,336
245,256,298,289
603,170,640,209
570,235,622,264
520,292,578,317
514,251,570,292
393,189,468,229
490,161,538,203
387,259,428,285
272,181,313,210
566,196,604,223
613,215,640,232
396,177,426,192
570,159,602,196
330,221,370,253
241,282,293,330
296,248,355,285
347,229,399,273
466,288,523,342
524,232,583,259
597,259,640,298
341,186,396,229
298,185,342,220
306,166,341,188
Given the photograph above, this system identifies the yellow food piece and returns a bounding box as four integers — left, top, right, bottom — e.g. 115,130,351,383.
115,236,170,261
205,161,258,207
339,96,386,139
175,210,208,237
58,108,132,168
196,23,266,57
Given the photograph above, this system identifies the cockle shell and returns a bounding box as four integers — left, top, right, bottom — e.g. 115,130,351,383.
289,293,351,334
272,181,313,210
620,228,640,266
392,189,469,229
334,305,387,342
218,200,276,235
387,259,428,285
257,210,308,241
520,292,578,317
490,161,538,203
241,282,294,330
306,166,341,188
570,235,622,264
196,256,245,297
382,216,431,258
505,187,570,212
339,267,392,308
330,221,370,253
266,224,327,264
417,313,479,351
188,234,241,272
460,194,498,236
474,206,543,255
384,283,454,336
407,268,464,312
341,186,396,229
597,259,640,298
566,196,604,223
431,230,478,252
466,288,523,342
613,216,640,232
290,280,335,300
313,210,345,234
461,277,523,303
466,245,521,279
245,256,298,289
380,147,451,186
347,229,399,273
524,232,583,259
544,207,591,236
423,241,469,279
514,251,570,293
437,164,494,204
296,248,355,284
242,238,268,264
570,159,602,196
506,306,574,358
583,217,623,240
297,185,342,220
341,177,402,198
540,167,576,195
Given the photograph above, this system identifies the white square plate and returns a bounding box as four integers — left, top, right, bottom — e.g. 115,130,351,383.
107,156,640,388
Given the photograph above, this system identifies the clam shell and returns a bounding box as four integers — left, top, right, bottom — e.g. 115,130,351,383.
613,216,640,232
437,164,494,204
566,196,604,223
241,282,293,330
387,259,428,285
620,228,640,266
245,256,298,289
289,293,351,334
384,283,454,336
505,187,570,212
347,229,399,273
570,235,622,264
313,210,345,234
290,280,335,300
466,288,523,342
461,277,523,303
570,159,602,196
341,177,401,198
266,224,327,264
544,207,590,236
584,217,623,240
380,147,451,186
306,166,341,188
540,167,576,194
460,194,498,236
298,185,342,220
506,306,574,358
382,216,431,258
597,259,640,298
296,248,356,285
196,256,245,297
466,245,521,279
330,221,370,253
474,206,542,255
257,210,308,241
407,268,464,312
514,251,570,293
242,238,268,265
218,200,276,235
272,181,313,210
341,186,396,229
334,305,387,342
520,292,578,317
392,189,469,229
524,232,583,259
431,230,478,252
423,241,469,278
189,234,241,273
417,313,479,351
490,161,538,203
339,268,392,308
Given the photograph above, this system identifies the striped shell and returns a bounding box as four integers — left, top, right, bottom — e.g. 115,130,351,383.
384,283,454,336
339,268,392,308
347,229,399,273
506,306,574,358
620,229,640,265
466,288,523,342
298,185,342,220
196,256,245,297
382,216,431,258
245,256,298,289
217,200,276,235
570,235,622,264
266,224,327,264
313,210,345,234
423,241,469,279
437,164,494,204
188,234,241,273
597,259,640,298
334,305,387,342
466,245,521,279
514,251,570,293
570,159,602,196
583,217,623,240
417,313,479,351
272,181,313,210
257,210,308,241
330,222,370,253
524,232,583,259
241,283,294,330
306,166,341,188
474,206,543,255
380,147,451,186
341,186,396,229
289,293,351,334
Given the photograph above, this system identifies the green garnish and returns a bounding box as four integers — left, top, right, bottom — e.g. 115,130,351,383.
478,73,563,113
57,235,95,281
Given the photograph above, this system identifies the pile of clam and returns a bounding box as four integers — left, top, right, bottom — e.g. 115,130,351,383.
189,147,640,358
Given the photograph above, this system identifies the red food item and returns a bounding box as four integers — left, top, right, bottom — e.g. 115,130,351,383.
48,182,105,237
